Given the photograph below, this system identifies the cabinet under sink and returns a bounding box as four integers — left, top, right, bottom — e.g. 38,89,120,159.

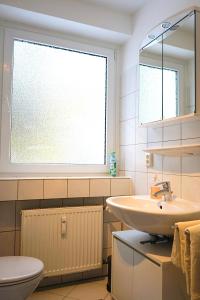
111,230,189,300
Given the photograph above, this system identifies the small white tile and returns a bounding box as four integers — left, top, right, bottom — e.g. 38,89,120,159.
90,179,110,197
135,125,147,144
163,124,181,141
120,93,136,121
181,138,200,176
120,145,135,172
147,173,162,195
111,178,131,196
68,179,89,198
148,127,163,143
182,176,200,203
182,120,200,140
120,119,136,145
162,174,181,198
135,144,147,172
147,142,163,173
163,141,181,174
135,172,148,195
124,171,135,194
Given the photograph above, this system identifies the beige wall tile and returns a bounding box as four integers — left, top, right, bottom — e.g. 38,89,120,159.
103,222,121,248
44,180,67,199
15,230,21,256
111,178,131,196
0,201,15,232
0,231,15,256
68,179,89,198
62,272,83,284
0,180,17,201
90,179,110,197
18,180,43,200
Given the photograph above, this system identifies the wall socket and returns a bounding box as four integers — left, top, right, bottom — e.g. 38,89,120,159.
145,153,153,168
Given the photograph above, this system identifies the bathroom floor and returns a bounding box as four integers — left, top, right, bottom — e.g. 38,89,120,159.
27,278,112,300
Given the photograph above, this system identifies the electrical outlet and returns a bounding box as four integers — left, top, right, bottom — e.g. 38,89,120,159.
145,153,153,168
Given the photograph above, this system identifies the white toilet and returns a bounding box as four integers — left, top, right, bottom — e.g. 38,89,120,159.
0,256,44,300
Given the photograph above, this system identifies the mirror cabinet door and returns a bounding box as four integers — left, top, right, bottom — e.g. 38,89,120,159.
163,12,195,119
139,36,163,124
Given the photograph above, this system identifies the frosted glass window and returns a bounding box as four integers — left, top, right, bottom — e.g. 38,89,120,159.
11,40,107,164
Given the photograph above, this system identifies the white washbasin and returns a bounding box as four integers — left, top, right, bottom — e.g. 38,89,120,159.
106,195,200,235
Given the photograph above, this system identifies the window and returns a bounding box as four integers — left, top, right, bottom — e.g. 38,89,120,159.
1,29,115,173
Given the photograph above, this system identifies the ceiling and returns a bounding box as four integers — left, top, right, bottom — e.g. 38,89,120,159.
80,0,149,14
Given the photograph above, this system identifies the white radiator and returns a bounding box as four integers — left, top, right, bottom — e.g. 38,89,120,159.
21,206,103,277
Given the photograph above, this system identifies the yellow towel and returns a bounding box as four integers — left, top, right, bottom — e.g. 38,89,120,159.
185,224,200,300
171,220,200,272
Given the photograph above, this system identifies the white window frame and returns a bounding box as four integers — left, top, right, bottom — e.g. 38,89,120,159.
0,28,116,174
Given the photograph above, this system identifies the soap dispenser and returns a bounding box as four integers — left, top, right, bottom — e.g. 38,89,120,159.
150,175,162,199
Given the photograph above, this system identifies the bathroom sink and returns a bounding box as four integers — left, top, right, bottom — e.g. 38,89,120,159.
106,195,200,235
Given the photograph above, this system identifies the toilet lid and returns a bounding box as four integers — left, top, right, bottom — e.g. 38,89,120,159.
0,256,44,284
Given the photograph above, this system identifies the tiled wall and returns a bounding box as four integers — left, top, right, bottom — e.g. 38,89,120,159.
119,64,200,201
0,177,131,286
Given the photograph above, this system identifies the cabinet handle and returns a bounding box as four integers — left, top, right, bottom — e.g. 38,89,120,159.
61,216,67,236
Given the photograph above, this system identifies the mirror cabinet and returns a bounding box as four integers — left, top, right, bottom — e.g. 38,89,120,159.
139,10,199,125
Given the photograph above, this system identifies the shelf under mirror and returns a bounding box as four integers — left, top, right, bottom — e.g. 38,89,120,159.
143,144,200,156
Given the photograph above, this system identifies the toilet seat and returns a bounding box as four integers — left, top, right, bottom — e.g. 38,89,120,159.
0,256,44,286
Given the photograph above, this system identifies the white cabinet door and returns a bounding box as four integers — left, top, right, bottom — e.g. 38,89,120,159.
132,251,162,300
112,238,134,300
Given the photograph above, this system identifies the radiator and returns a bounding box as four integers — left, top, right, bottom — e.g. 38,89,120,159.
21,206,103,277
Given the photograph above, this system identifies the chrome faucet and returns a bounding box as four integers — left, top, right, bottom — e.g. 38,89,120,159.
153,181,172,202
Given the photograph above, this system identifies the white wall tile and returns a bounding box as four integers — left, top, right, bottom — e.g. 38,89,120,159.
162,174,181,198
120,119,135,145
147,127,163,143
182,176,200,203
120,93,136,121
147,173,162,195
135,124,147,144
135,172,148,195
111,178,131,196
163,141,181,174
135,144,147,172
182,120,200,140
124,171,135,194
181,138,200,176
163,124,181,141
120,145,135,172
147,142,163,173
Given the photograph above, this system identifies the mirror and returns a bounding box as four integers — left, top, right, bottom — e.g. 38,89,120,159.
139,36,163,123
139,11,195,124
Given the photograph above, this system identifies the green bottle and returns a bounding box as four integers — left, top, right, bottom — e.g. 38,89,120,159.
109,152,117,177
